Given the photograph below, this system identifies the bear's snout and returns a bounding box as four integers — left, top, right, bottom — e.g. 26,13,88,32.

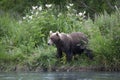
48,39,53,45
47,42,50,45
48,42,51,45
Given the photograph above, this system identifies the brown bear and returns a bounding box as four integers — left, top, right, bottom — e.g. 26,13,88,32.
48,31,93,61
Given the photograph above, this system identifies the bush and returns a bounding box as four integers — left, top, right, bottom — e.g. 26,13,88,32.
87,10,120,71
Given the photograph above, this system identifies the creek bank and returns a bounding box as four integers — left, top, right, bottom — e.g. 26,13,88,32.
0,65,119,72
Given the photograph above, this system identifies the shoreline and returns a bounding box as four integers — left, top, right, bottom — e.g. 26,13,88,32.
0,65,119,72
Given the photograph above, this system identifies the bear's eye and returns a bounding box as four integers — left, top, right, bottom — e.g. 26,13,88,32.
50,37,53,40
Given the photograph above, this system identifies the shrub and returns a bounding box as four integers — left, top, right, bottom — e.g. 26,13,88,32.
87,10,120,71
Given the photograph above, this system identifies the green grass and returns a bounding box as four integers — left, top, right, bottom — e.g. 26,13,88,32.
0,5,120,71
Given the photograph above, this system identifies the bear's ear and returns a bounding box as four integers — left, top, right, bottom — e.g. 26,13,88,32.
56,31,59,33
49,31,53,35
56,31,60,37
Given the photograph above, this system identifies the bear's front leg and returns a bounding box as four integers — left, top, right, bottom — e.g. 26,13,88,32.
66,51,73,62
56,48,62,58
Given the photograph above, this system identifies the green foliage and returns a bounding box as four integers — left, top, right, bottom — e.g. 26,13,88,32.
1,0,119,17
0,3,120,71
88,10,120,71
0,0,41,15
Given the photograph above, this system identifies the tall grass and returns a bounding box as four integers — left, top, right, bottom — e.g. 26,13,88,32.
0,4,120,71
85,10,120,71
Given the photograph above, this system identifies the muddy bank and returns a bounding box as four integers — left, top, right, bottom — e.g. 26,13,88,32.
0,65,119,72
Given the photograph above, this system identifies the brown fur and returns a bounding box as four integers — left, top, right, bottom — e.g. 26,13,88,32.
48,31,93,61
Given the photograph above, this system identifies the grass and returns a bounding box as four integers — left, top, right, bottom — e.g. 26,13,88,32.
0,5,120,71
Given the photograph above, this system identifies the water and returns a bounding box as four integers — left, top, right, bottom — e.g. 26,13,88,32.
0,71,120,80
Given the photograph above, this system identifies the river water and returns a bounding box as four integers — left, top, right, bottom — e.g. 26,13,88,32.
0,71,120,80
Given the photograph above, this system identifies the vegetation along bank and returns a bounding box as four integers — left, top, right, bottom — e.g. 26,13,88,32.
0,2,120,72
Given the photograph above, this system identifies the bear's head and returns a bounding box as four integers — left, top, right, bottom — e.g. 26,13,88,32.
48,31,61,45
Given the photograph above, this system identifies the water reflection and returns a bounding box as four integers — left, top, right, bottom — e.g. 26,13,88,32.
0,71,120,80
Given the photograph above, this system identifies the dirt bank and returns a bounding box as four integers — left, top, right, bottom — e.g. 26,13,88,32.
1,65,119,72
